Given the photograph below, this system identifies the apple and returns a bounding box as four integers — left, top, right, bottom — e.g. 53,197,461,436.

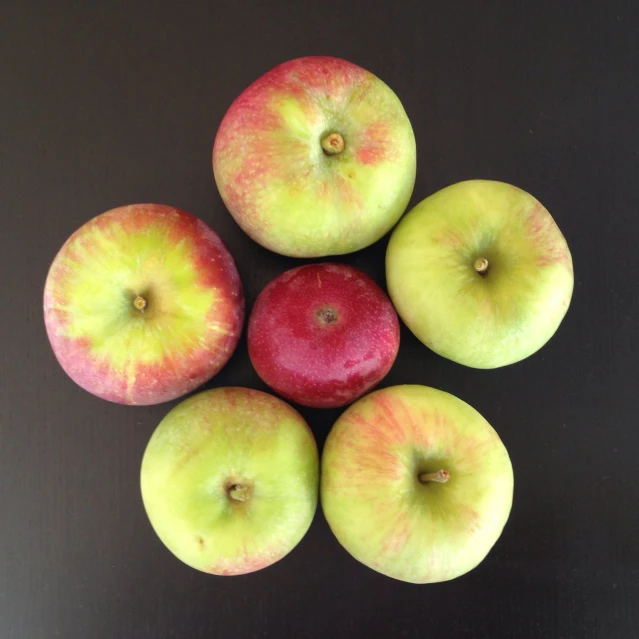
248,263,400,408
140,387,319,575
321,384,514,584
213,56,416,258
43,204,244,405
386,180,574,368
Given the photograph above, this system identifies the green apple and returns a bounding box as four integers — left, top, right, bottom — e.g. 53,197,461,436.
321,385,514,584
213,56,416,257
386,180,574,368
140,387,319,575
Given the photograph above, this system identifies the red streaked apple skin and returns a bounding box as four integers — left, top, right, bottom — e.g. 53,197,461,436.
140,387,319,575
248,263,400,408
321,385,514,584
213,56,416,257
43,204,244,405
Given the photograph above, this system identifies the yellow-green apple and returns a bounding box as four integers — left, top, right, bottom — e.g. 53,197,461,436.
321,385,513,584
140,387,319,575
248,263,400,408
386,180,574,368
213,56,416,257
43,204,244,405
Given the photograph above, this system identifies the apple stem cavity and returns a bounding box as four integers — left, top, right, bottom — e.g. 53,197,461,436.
419,469,450,484
321,132,345,156
133,295,147,312
474,258,489,275
316,306,339,326
228,484,250,503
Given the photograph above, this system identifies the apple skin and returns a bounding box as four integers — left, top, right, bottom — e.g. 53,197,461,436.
321,385,514,584
213,56,416,258
386,180,574,368
43,204,244,405
248,263,400,408
140,387,319,576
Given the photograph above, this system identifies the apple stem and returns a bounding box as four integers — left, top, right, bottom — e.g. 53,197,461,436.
419,469,450,484
316,306,339,326
228,484,249,502
321,132,345,155
321,309,337,323
474,258,489,274
133,295,147,311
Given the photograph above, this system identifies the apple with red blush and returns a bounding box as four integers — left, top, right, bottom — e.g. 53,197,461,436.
213,56,416,257
248,263,400,408
44,204,244,405
321,384,514,583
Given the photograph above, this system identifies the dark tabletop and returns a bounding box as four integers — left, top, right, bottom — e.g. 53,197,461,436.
2,2,638,638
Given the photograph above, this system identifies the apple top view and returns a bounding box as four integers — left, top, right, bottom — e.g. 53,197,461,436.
213,56,417,258
5,4,637,637
43,204,245,405
321,385,514,584
387,180,574,368
248,262,400,408
141,387,319,576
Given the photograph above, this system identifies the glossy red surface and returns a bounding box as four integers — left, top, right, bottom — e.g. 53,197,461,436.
248,263,399,408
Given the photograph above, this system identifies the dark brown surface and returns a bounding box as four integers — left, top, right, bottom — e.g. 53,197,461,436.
1,2,638,638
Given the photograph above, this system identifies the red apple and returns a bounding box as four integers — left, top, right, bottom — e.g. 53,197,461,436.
44,204,244,405
248,263,399,408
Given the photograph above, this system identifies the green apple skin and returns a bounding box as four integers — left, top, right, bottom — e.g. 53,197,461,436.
321,385,514,584
141,387,319,576
386,180,574,368
213,56,416,258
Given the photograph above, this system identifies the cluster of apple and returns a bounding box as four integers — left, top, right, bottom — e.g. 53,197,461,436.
43,57,573,584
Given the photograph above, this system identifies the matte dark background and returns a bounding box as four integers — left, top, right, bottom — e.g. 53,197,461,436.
1,1,637,637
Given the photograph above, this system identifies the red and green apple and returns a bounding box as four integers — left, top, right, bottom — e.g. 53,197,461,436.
43,204,244,405
248,263,400,408
213,56,416,257
386,180,574,368
140,387,319,575
321,384,514,584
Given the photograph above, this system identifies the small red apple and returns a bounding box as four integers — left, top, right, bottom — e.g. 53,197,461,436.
248,263,399,408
